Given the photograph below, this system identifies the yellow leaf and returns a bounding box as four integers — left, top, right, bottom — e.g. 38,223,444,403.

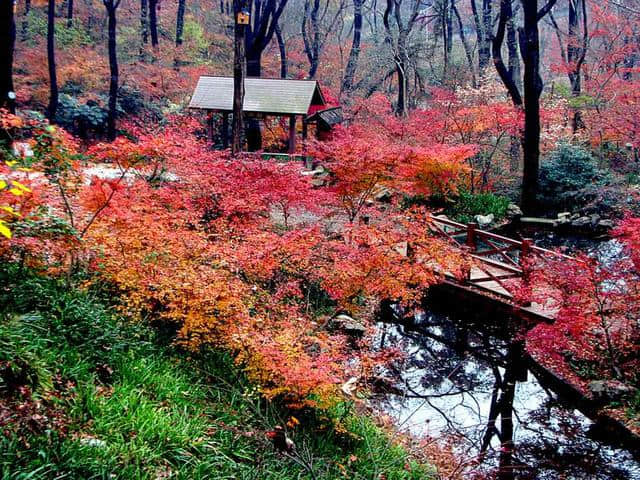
5,160,17,167
0,221,12,239
0,180,6,190
0,206,20,217
10,180,31,193
8,188,24,196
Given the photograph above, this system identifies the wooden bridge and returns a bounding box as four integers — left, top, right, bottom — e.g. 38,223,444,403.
428,215,573,322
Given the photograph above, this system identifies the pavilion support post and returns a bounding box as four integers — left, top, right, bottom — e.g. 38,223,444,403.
222,112,229,149
302,119,308,140
288,114,296,154
207,111,214,144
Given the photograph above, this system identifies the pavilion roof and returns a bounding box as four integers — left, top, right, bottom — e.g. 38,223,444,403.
188,76,326,115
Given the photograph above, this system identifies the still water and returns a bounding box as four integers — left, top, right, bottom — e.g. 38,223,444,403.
373,308,640,479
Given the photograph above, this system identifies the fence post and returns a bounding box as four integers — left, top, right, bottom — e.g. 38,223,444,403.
466,223,478,251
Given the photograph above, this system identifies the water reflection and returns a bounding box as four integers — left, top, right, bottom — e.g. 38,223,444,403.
374,310,640,479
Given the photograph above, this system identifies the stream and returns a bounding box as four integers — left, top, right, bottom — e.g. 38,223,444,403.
372,233,640,479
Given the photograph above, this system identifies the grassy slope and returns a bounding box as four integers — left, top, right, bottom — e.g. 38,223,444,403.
0,270,434,480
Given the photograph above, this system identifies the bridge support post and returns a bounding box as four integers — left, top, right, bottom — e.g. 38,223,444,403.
520,238,533,307
466,222,478,251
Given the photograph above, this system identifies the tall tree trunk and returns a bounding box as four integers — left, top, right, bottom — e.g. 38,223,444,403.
442,0,453,81
302,0,321,78
141,0,149,45
453,2,476,87
176,0,186,46
342,0,363,93
22,0,31,41
47,0,59,121
275,23,287,78
0,0,16,116
105,0,121,141
149,0,159,48
520,0,543,215
396,60,407,116
232,0,246,155
507,4,521,171
245,50,262,150
67,0,74,27
471,0,492,70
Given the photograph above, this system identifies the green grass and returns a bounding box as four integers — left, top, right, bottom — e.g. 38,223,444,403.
0,269,435,480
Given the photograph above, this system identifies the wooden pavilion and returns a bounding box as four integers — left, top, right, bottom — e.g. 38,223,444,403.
188,76,340,153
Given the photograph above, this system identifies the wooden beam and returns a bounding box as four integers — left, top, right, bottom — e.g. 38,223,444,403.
302,118,308,141
288,115,296,154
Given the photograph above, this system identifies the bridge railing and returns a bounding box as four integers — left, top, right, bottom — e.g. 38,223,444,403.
429,215,573,302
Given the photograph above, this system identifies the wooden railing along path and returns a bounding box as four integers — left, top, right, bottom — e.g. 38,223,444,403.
428,215,573,320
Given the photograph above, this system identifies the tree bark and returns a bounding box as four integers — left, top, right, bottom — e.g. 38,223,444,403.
149,0,159,48
453,2,476,87
0,0,16,115
520,0,545,214
67,0,74,27
176,0,186,46
275,22,287,78
232,0,247,155
104,0,121,141
492,0,556,214
47,0,59,121
243,0,289,150
342,0,363,93
471,0,492,71
141,0,149,45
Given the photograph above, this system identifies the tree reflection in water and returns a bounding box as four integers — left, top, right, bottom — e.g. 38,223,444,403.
374,309,640,479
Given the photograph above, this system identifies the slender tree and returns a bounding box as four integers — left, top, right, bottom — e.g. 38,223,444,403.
0,0,16,115
383,0,421,116
453,1,477,87
243,0,289,150
104,0,122,141
22,0,31,41
493,0,557,214
471,0,493,70
301,0,346,78
47,0,59,121
275,22,287,78
232,0,247,155
341,0,364,94
549,0,588,131
149,0,159,48
67,0,74,27
141,0,149,45
176,0,186,46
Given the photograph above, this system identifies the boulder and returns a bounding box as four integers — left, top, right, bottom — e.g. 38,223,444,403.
506,203,523,218
589,380,637,402
598,219,615,230
327,314,367,337
590,214,601,226
571,216,591,228
474,213,494,227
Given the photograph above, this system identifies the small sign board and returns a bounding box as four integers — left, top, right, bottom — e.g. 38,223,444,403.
237,11,250,24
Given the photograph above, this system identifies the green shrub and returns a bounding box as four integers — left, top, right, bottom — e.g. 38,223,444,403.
55,94,109,137
538,143,609,211
445,191,510,224
23,11,91,47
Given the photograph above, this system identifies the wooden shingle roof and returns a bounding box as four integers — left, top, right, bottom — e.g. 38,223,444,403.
188,76,326,115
